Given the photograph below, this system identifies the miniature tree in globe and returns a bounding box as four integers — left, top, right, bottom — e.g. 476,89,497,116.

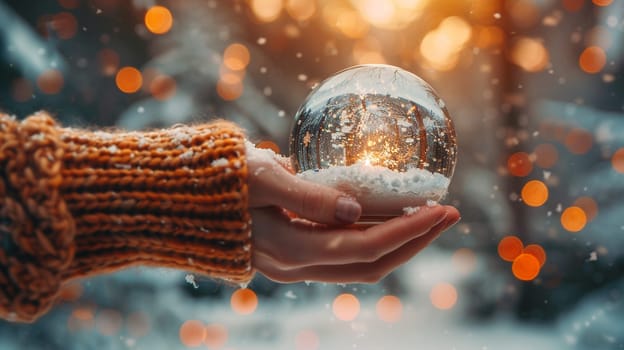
290,64,457,222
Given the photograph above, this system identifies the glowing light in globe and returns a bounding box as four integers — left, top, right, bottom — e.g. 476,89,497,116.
290,65,457,217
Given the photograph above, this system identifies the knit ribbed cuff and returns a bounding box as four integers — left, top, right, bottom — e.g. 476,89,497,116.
58,120,253,283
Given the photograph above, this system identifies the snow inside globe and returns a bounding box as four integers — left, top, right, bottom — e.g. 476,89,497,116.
290,64,457,222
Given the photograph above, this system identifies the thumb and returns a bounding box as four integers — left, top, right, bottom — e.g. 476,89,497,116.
269,168,362,225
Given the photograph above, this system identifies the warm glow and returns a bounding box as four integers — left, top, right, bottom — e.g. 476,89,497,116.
419,16,472,71
145,6,173,34
127,311,150,338
11,78,33,102
593,0,613,6
474,25,505,49
534,143,559,168
521,180,549,207
149,74,177,100
223,43,251,71
376,295,403,323
564,128,593,154
295,330,320,350
217,77,244,101
95,309,123,336
59,0,79,9
510,37,549,72
250,0,283,22
204,323,228,349
498,235,524,262
37,69,64,94
332,293,360,321
512,253,540,281
256,140,281,154
562,0,584,12
507,0,540,28
52,12,78,39
507,151,533,177
179,320,206,347
231,288,258,315
523,244,546,267
430,283,458,310
58,282,83,301
561,206,587,232
574,196,598,222
351,0,429,30
452,248,477,275
97,48,120,76
286,0,316,21
611,148,624,173
333,9,368,39
115,67,143,93
579,46,607,74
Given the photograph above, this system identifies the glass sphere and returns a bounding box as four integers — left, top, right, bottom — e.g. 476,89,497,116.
290,64,457,178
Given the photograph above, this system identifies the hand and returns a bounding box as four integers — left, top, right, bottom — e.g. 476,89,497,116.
247,146,461,284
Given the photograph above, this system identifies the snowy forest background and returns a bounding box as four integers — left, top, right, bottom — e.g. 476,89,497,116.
1,0,623,349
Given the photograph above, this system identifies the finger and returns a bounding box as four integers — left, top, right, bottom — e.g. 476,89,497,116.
257,211,460,284
253,165,362,224
252,205,453,269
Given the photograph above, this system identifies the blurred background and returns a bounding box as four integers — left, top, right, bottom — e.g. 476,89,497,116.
0,0,623,349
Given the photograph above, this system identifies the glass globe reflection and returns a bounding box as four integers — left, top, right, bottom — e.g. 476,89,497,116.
290,64,457,179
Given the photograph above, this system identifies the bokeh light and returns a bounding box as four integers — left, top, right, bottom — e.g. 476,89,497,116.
179,320,206,347
579,46,607,74
115,66,143,93
250,0,283,23
430,283,458,310
37,69,64,94
126,311,150,338
323,4,369,39
332,293,360,321
592,0,613,6
533,143,559,168
523,244,546,267
564,128,593,154
149,74,177,100
562,0,584,12
512,253,540,281
145,6,173,34
419,16,472,71
498,235,524,262
507,151,533,177
376,295,403,323
561,206,587,232
452,248,477,275
231,288,258,315
204,323,228,349
95,309,123,336
295,330,320,350
612,148,624,173
510,37,549,72
573,196,598,222
223,43,251,71
286,0,316,22
521,180,549,207
51,12,78,40
351,0,429,30
97,48,120,76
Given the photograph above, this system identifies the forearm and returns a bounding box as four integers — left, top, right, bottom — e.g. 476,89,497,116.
0,112,253,322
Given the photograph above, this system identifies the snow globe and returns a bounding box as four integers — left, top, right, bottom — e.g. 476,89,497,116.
290,64,457,223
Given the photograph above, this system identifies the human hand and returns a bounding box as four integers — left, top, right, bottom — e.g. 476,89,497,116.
247,145,460,283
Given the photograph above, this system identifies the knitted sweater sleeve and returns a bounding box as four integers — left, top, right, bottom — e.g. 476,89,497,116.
0,112,253,322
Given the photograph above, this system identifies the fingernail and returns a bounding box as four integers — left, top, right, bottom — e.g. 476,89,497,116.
336,196,362,223
445,216,461,229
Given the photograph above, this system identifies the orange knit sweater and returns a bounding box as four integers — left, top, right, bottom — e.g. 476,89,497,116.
0,112,253,323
